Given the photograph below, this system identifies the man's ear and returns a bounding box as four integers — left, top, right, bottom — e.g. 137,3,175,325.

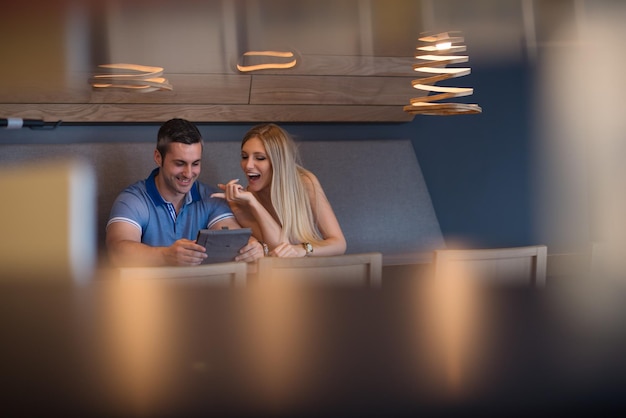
154,149,162,166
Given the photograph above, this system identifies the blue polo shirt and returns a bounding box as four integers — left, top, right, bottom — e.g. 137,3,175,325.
107,168,234,247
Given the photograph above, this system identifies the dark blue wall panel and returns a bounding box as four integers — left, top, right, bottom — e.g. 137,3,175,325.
412,63,536,248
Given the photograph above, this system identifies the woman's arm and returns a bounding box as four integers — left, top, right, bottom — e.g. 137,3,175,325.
213,176,346,257
269,173,346,258
244,173,346,256
212,179,285,248
301,172,347,256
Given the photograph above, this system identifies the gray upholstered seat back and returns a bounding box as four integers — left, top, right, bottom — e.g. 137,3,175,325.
298,140,444,257
0,139,444,264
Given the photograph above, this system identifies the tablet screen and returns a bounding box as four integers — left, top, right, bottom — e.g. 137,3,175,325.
196,228,252,264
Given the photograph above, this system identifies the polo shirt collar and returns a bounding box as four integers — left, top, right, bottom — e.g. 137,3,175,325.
146,167,201,207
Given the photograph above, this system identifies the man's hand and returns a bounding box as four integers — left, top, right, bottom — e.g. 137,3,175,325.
164,239,208,266
235,237,265,262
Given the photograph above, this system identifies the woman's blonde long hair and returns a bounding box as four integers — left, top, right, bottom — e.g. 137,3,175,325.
242,123,322,244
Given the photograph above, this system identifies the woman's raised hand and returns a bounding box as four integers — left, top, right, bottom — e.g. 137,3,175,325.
211,179,253,204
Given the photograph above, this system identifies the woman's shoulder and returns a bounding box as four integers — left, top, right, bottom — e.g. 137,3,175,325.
298,168,327,199
298,167,320,186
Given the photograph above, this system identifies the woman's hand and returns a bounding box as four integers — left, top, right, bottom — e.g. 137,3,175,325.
270,242,307,258
211,179,253,205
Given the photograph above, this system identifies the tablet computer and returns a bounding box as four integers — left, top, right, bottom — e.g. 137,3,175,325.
196,228,252,264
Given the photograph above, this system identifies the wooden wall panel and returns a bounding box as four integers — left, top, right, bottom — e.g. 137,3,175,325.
0,74,251,105
0,65,420,122
243,55,416,77
250,75,416,105
0,104,413,123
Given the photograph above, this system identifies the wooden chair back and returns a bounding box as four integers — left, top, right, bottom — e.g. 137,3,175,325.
434,245,548,288
256,253,383,287
116,261,248,287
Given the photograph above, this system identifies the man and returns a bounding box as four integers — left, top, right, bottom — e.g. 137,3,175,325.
106,118,263,267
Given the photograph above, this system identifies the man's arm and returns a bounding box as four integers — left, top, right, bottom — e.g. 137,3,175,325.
106,222,208,267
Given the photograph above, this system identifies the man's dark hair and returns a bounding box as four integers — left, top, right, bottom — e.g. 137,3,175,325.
156,118,203,158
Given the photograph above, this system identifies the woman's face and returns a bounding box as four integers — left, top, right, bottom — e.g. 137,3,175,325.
241,136,272,192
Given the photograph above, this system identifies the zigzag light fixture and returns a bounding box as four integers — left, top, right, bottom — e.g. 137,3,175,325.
404,32,482,116
89,63,173,93
236,50,297,72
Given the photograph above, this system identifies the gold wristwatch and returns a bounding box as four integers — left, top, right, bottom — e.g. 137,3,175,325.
302,242,313,256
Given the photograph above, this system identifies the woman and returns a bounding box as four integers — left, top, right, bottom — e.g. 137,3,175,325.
213,123,346,257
